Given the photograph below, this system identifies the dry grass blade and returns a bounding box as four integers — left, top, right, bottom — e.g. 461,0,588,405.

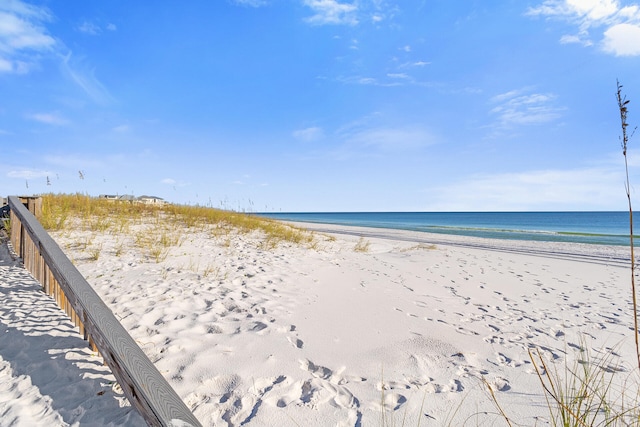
482,377,513,427
617,80,640,371
530,348,587,427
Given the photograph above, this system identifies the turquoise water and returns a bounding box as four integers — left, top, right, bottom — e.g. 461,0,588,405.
259,212,638,246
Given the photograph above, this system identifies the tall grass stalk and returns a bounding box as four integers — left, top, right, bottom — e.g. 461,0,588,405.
617,80,640,370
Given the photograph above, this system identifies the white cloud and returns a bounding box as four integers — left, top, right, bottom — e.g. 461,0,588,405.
603,22,640,55
78,21,101,35
232,0,268,6
387,73,409,79
8,169,51,179
303,0,358,26
559,34,592,45
106,23,117,31
337,75,407,87
0,0,56,73
161,178,176,185
293,126,324,142
26,112,69,125
399,60,431,68
527,0,619,21
567,0,618,20
424,166,626,211
489,89,565,129
528,0,640,56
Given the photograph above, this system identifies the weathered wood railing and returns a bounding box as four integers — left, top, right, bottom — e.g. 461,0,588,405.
7,196,201,427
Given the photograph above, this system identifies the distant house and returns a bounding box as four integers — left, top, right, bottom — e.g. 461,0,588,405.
99,194,167,205
138,195,166,205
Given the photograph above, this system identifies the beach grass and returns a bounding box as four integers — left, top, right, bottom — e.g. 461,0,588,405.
39,193,316,254
354,237,371,252
529,344,640,426
1,217,9,236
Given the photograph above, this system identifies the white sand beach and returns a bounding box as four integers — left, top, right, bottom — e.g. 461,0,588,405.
1,220,638,426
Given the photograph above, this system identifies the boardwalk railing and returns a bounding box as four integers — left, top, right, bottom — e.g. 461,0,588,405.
7,196,201,427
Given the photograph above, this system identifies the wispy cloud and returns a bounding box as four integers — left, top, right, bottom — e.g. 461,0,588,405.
424,165,626,211
0,0,56,73
293,126,324,142
330,114,438,159
7,168,51,179
231,0,268,6
78,21,101,35
387,73,410,79
303,0,359,26
60,52,114,105
337,75,404,87
399,60,431,68
342,126,436,151
527,0,640,56
302,0,399,27
77,19,118,35
26,112,69,125
489,88,565,130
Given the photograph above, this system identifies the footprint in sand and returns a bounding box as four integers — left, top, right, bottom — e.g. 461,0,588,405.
287,336,304,349
455,326,479,336
490,377,511,391
247,321,268,333
448,379,464,392
300,359,333,380
381,392,407,411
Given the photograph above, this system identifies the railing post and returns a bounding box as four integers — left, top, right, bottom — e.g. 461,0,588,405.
9,208,22,257
19,196,42,218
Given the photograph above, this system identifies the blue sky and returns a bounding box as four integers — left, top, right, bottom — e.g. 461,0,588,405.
1,0,640,211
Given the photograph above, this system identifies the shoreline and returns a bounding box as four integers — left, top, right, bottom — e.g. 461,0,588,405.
260,211,637,247
285,220,632,266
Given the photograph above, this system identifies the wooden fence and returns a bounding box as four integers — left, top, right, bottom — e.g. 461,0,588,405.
7,196,202,427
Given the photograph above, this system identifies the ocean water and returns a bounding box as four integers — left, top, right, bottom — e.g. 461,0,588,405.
259,212,638,246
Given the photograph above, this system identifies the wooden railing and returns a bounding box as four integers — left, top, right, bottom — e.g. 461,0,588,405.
7,196,201,427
